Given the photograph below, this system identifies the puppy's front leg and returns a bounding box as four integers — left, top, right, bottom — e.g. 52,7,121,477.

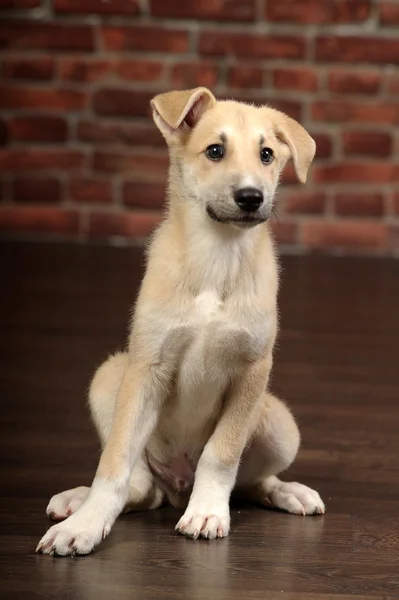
37,363,167,556
176,357,271,540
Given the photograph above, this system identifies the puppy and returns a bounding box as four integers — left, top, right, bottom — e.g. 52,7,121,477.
37,87,324,556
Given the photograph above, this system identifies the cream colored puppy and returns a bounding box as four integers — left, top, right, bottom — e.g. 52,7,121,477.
37,87,324,556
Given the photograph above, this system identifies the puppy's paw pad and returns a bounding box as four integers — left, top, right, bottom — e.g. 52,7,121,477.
46,487,90,521
268,481,325,516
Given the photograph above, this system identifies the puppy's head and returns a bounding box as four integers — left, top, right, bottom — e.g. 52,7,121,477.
151,87,315,229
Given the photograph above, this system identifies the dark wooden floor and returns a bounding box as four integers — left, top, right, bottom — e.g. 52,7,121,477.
1,241,399,600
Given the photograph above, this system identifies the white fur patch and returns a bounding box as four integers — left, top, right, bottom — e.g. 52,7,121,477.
37,477,127,556
46,486,89,521
266,478,325,516
194,290,222,321
240,174,258,189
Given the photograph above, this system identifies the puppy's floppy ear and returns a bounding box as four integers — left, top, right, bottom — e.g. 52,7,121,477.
273,112,316,183
151,87,216,142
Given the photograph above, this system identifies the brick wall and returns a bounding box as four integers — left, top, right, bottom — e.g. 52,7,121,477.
1,0,399,255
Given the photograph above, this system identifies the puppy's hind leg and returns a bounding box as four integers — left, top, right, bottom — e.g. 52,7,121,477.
46,352,164,523
90,352,165,512
46,455,163,522
236,393,325,516
46,487,90,522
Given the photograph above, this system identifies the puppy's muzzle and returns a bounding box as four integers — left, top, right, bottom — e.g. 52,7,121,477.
234,187,263,212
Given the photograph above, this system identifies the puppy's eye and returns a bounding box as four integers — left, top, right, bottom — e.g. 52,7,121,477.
205,144,225,161
260,147,274,165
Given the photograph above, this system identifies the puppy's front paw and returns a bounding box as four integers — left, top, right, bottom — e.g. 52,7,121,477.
175,504,230,540
36,512,110,556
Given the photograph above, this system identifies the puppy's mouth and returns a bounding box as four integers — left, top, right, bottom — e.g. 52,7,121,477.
206,205,268,226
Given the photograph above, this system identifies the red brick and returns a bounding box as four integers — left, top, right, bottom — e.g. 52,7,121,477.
0,85,87,112
150,0,255,21
266,0,370,23
315,36,399,64
380,2,399,25
77,120,164,147
334,193,384,217
0,149,85,172
13,177,61,203
0,21,94,52
0,0,40,7
88,210,161,239
313,163,398,184
60,58,165,84
272,67,319,92
2,57,54,81
93,89,155,118
59,59,110,83
199,31,306,60
301,220,387,250
272,99,302,122
312,101,399,124
92,152,168,180
69,178,113,205
283,191,326,215
123,181,165,210
227,66,263,88
280,163,300,186
393,192,399,215
312,133,333,159
54,0,139,15
171,62,219,88
102,25,189,53
8,116,68,143
387,73,399,95
328,70,381,94
227,93,302,121
116,60,164,82
269,221,298,245
0,206,79,235
342,131,392,157
390,224,399,249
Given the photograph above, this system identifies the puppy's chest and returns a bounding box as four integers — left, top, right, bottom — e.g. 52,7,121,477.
180,290,268,377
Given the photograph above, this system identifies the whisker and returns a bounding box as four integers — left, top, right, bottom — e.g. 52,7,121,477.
271,204,281,222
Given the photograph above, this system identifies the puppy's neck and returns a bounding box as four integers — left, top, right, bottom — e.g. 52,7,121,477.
165,177,268,297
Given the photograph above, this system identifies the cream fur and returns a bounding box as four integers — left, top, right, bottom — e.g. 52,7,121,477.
37,88,324,556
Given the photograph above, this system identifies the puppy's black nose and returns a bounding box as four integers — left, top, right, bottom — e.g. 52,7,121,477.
234,187,263,212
